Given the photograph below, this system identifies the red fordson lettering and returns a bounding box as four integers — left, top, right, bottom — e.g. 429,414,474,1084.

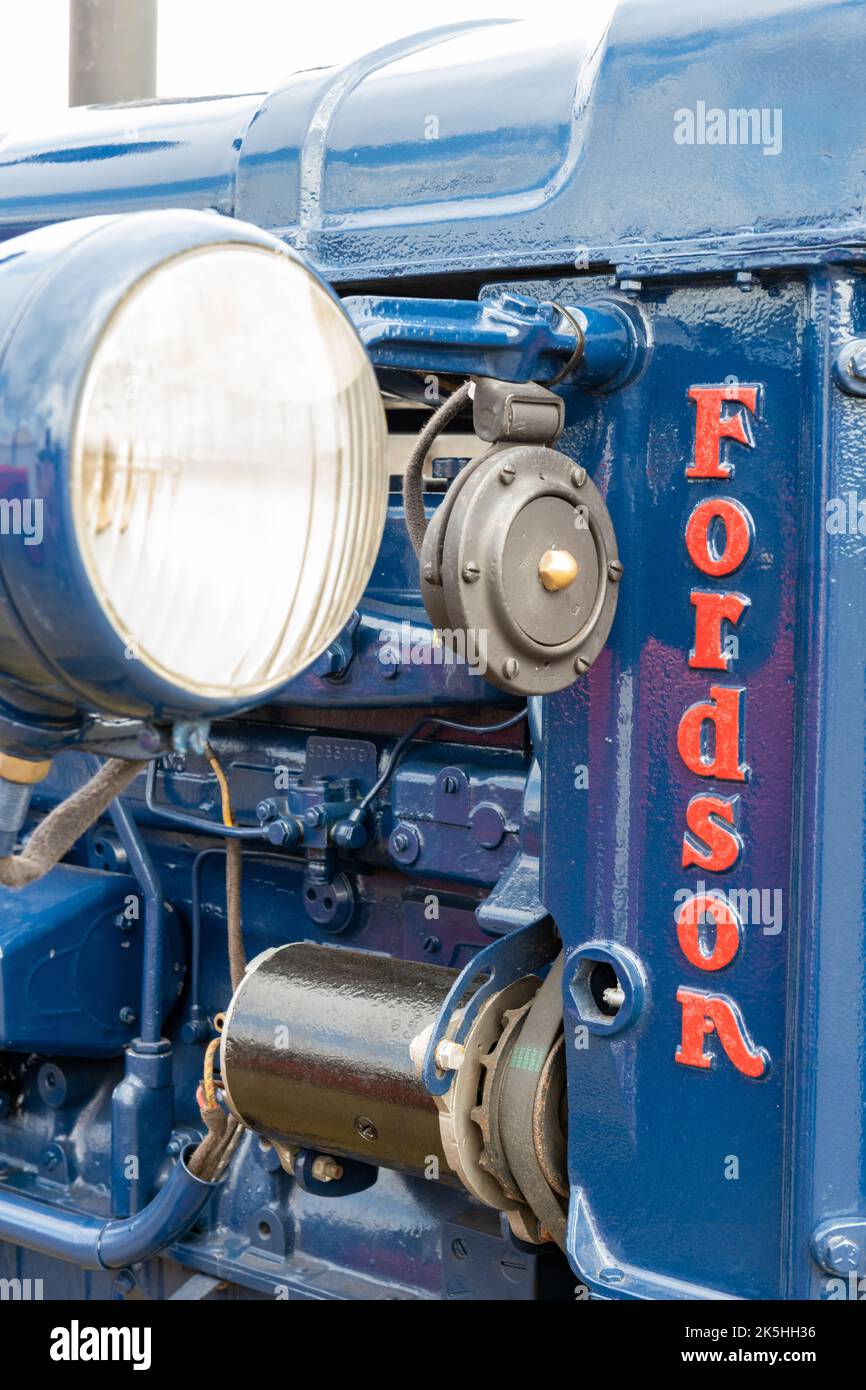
682,793,742,872
675,382,768,1080
686,384,758,479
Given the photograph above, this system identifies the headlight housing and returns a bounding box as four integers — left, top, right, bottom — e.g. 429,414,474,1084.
0,210,387,731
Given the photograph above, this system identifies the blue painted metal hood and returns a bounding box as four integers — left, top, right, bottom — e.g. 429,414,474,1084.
0,0,863,282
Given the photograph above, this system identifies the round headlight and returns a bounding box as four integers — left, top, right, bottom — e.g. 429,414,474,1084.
72,241,385,697
0,211,388,730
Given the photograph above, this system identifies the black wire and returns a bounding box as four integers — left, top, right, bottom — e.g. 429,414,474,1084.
358,706,528,813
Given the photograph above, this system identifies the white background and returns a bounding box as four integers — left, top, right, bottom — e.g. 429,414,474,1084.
0,0,536,132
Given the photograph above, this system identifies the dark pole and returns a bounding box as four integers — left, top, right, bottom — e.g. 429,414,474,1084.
69,0,158,107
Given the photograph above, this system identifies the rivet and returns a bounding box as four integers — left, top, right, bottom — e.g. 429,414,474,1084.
570,465,587,488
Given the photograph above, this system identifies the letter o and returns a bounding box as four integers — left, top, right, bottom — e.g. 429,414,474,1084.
685,498,753,576
676,892,742,971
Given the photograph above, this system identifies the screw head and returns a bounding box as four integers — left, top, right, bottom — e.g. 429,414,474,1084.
502,657,520,681
461,561,481,583
119,1007,136,1026
499,462,516,485
851,345,866,381
574,654,591,675
570,465,587,488
825,1235,861,1273
607,559,624,582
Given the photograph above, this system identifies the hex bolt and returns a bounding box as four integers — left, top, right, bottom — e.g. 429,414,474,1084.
311,1155,344,1183
265,811,300,845
574,655,591,675
498,462,516,485
119,1007,136,1026
570,465,587,488
607,560,624,582
823,1235,861,1273
502,657,520,681
461,561,481,583
435,1039,466,1072
619,278,642,295
377,648,399,679
313,645,343,679
256,798,278,823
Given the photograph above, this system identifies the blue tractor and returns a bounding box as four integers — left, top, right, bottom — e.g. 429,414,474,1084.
0,0,863,1306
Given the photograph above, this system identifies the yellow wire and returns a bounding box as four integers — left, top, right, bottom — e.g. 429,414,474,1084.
202,1037,221,1110
204,742,234,828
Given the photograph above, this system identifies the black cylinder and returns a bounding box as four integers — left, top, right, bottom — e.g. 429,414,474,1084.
221,943,457,1176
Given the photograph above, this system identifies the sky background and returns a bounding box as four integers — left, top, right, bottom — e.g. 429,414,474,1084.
0,0,534,131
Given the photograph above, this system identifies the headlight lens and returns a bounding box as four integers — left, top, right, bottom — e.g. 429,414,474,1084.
71,241,387,698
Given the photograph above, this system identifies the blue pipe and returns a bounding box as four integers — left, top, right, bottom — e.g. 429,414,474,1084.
0,1148,220,1270
107,795,164,1047
101,766,175,1215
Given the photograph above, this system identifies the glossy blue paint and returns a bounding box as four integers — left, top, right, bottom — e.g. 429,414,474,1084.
0,5,862,283
347,291,640,390
0,0,863,1302
0,862,183,1056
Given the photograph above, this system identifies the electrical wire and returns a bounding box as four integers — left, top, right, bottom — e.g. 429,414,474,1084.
358,706,528,814
188,746,247,1182
402,380,472,556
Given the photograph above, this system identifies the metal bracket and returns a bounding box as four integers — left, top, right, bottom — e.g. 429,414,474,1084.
346,289,640,390
420,916,559,1097
472,377,564,444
